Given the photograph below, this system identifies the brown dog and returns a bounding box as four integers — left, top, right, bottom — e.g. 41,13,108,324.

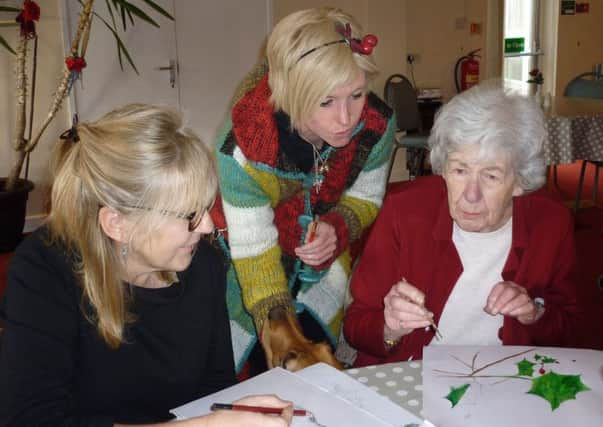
261,306,343,371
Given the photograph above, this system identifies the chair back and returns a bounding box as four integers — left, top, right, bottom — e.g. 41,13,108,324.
564,72,603,99
383,74,421,132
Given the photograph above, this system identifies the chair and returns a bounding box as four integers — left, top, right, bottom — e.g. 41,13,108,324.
564,72,603,98
563,72,603,211
383,74,430,181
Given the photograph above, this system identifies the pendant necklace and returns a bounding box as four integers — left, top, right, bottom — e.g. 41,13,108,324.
309,142,333,194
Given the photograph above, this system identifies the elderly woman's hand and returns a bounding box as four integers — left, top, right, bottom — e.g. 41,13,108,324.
294,220,337,266
484,281,545,325
383,280,434,342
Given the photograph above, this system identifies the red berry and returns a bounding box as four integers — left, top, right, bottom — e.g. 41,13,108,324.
363,34,378,47
65,56,87,72
539,368,545,374
360,43,372,54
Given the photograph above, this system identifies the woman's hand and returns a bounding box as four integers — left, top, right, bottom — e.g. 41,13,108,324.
200,394,293,427
485,281,544,325
294,220,337,266
383,279,433,341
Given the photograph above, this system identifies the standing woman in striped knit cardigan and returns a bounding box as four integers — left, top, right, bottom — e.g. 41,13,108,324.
211,7,396,375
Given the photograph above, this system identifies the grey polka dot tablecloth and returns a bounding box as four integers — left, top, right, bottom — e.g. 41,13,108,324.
346,361,423,418
545,115,603,165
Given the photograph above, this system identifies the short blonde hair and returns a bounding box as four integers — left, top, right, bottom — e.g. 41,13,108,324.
267,7,378,129
48,103,218,347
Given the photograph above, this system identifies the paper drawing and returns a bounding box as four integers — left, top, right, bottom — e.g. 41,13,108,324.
422,346,603,427
435,348,590,410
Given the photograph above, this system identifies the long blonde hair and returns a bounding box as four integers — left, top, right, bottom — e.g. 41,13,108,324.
47,104,218,347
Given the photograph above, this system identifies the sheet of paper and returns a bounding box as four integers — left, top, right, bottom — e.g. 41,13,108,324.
422,345,603,427
297,363,426,426
171,366,401,426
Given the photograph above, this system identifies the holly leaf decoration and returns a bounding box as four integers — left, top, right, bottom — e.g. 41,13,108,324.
541,356,558,364
517,358,535,376
527,371,590,410
445,383,470,408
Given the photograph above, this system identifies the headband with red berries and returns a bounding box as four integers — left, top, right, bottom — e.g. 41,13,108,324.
296,22,378,64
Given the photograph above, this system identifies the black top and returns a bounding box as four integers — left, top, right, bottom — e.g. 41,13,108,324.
0,228,236,426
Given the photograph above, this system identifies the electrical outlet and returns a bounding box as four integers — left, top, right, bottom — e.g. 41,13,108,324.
406,54,419,64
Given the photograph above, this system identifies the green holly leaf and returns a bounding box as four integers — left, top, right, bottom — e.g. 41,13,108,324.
534,353,542,361
541,356,558,364
445,383,470,408
527,371,590,410
517,358,535,376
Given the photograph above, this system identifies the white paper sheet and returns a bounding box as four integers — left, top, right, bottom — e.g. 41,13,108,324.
171,364,426,427
422,346,603,427
297,363,428,426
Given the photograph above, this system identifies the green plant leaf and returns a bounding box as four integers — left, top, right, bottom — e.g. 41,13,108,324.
541,356,558,364
119,0,126,31
527,371,590,410
104,0,117,29
93,11,139,74
0,34,16,54
517,358,535,377
139,0,174,21
113,0,160,28
0,6,22,12
125,8,134,26
445,383,470,408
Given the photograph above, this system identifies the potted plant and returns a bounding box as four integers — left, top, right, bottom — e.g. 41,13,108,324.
0,0,173,252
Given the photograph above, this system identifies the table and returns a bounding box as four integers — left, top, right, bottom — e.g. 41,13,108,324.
544,96,603,165
346,361,424,419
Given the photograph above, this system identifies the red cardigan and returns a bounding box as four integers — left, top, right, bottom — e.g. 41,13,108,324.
344,176,581,367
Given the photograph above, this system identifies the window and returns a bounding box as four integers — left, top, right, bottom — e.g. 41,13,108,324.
503,0,541,88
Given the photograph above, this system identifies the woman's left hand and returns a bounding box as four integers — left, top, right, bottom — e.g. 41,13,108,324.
294,221,337,266
484,281,544,325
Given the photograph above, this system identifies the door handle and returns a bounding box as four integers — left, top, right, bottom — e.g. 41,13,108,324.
155,59,177,88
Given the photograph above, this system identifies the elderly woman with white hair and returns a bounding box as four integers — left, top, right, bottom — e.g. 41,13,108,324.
343,84,580,366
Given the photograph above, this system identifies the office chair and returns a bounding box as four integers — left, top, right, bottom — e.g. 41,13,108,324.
383,74,429,181
563,72,603,211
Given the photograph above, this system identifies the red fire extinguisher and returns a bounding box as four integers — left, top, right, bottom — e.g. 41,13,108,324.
454,49,481,92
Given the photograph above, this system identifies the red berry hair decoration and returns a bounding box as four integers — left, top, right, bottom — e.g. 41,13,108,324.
15,0,41,39
296,22,378,64
335,23,378,55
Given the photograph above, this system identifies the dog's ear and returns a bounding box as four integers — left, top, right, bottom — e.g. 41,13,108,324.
261,306,343,371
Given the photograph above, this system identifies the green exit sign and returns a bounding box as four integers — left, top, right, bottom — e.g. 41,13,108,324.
504,37,525,53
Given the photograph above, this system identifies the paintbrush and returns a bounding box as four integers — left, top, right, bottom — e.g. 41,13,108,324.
401,277,443,340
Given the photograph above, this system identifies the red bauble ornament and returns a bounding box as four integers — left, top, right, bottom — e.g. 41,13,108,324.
65,56,87,72
362,34,378,47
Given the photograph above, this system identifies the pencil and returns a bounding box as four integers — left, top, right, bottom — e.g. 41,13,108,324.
308,215,319,242
210,403,307,416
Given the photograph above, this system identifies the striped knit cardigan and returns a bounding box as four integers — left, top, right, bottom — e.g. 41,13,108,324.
212,65,396,372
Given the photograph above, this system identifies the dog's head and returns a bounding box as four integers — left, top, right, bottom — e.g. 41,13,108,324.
261,306,343,372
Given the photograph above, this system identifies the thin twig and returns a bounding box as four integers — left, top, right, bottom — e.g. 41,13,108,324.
471,348,535,376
